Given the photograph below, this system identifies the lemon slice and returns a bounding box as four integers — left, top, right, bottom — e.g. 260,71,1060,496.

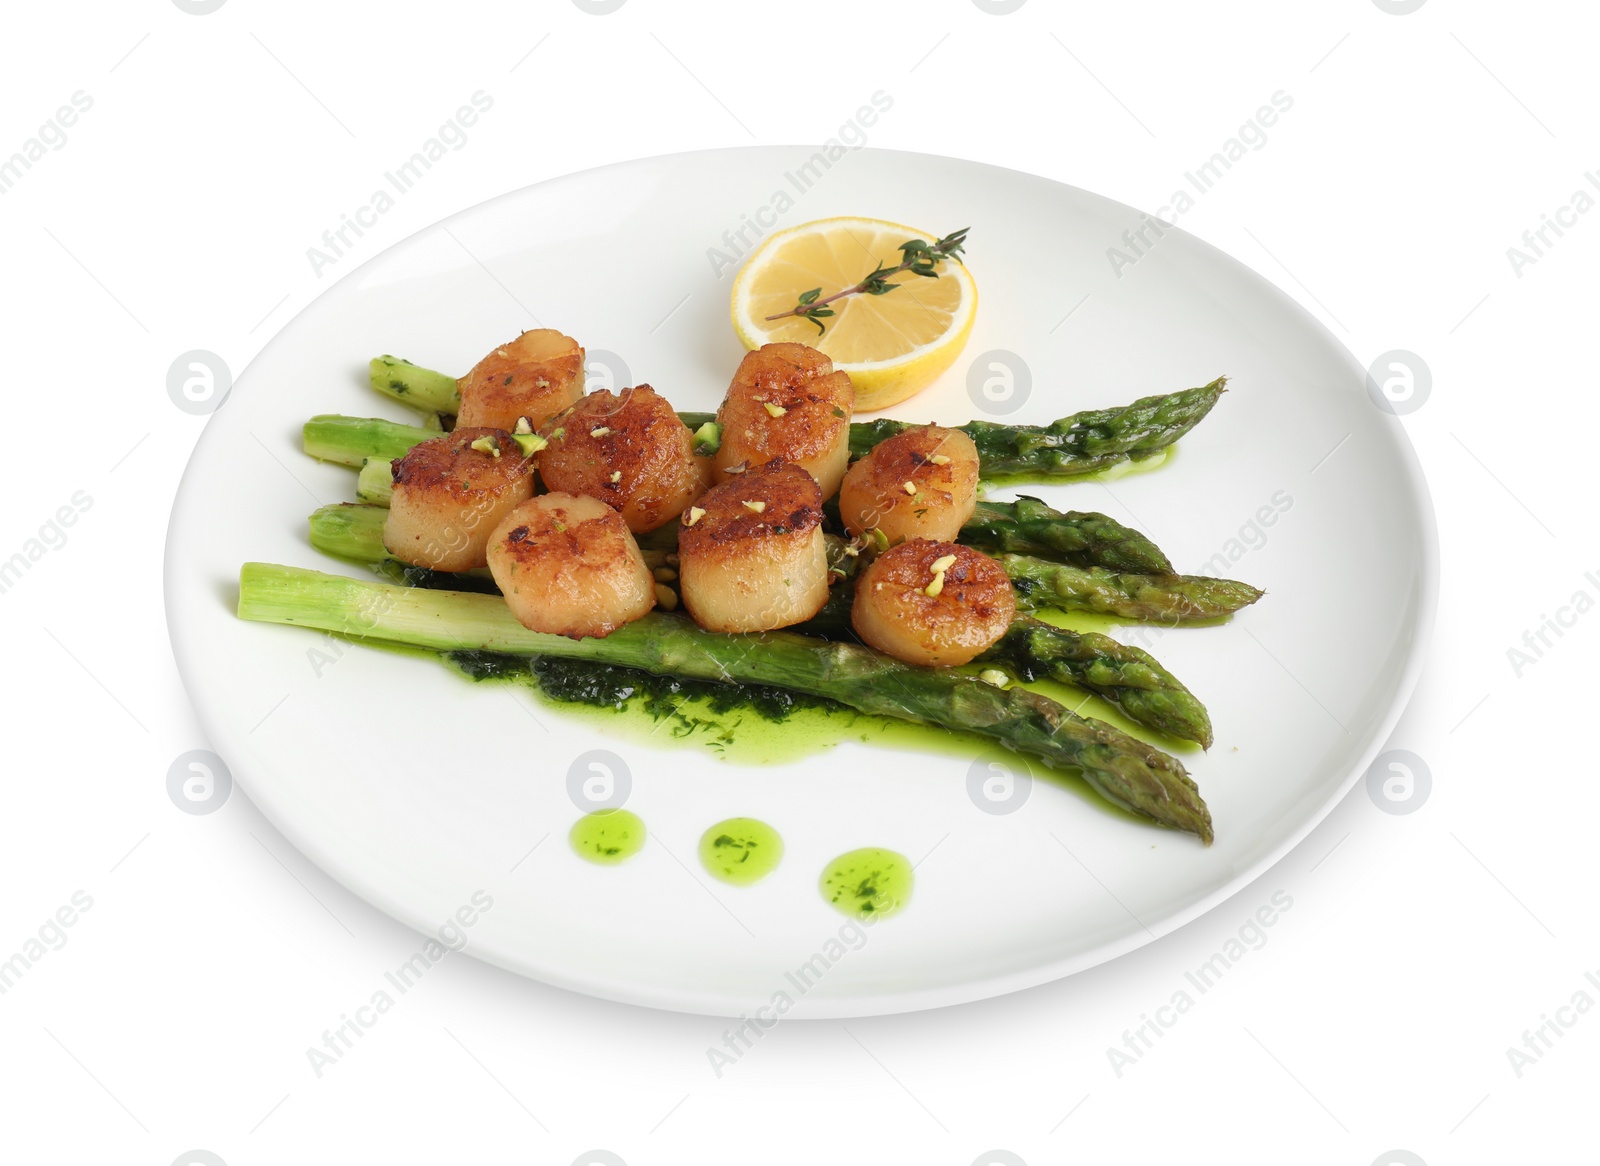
730,216,977,412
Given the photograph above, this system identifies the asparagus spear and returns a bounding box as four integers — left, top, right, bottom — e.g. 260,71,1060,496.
304,415,433,467
1004,555,1263,623
850,378,1227,477
367,357,1225,480
981,619,1213,748
371,356,460,412
355,458,394,505
238,563,1213,842
961,497,1173,574
307,501,390,561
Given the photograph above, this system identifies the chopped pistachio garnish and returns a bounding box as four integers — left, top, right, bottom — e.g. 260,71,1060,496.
742,500,766,514
763,401,787,418
653,566,677,582
924,553,958,597
495,347,509,358
683,506,706,527
469,436,501,458
724,461,747,474
868,528,889,552
929,454,951,465
547,426,566,441
903,480,917,495
511,433,548,457
590,426,611,438
513,415,533,435
609,470,622,483
691,420,722,457
653,583,679,611
979,669,1009,689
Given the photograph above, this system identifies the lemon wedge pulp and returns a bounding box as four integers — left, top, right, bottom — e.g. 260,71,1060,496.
730,216,977,412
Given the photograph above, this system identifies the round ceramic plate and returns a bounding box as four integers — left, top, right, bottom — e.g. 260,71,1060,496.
166,147,1435,1017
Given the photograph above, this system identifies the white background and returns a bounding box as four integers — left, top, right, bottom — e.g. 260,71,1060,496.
1,1,1593,1163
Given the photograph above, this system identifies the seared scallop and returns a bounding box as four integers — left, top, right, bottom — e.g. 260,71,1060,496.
383,427,534,571
537,385,709,533
457,329,586,432
486,493,656,639
852,540,1014,667
714,343,854,498
677,460,829,633
839,425,979,545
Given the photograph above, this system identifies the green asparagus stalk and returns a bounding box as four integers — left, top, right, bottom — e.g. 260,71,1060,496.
371,356,460,413
1004,554,1263,623
304,415,433,467
355,458,394,505
238,563,1213,841
851,378,1227,477
308,501,389,561
365,357,1224,480
980,619,1212,748
961,497,1173,574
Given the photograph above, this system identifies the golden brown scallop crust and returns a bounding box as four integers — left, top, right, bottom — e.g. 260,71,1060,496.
389,427,532,495
492,496,635,573
714,343,854,494
457,328,586,432
838,425,979,543
487,494,655,639
677,459,823,563
852,539,1015,666
537,385,705,533
383,427,536,570
676,460,830,632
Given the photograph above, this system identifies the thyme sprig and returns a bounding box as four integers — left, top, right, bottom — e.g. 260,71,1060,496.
765,227,969,334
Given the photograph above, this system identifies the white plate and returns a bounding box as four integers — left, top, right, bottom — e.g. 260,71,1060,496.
166,147,1436,1017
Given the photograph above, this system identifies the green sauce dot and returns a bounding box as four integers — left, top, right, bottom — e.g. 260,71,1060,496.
569,809,646,865
698,817,784,885
820,847,912,920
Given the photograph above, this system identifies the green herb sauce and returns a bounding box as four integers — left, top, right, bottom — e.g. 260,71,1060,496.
569,809,646,864
439,611,1192,827
820,847,912,920
698,818,784,885
446,649,873,765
